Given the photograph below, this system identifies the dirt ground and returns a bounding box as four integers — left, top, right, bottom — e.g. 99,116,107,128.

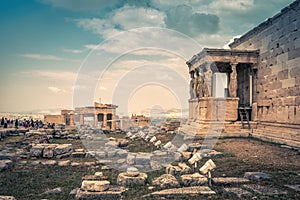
0,136,299,199
216,138,300,171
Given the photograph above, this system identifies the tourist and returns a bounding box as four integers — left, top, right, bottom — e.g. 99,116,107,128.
15,119,19,129
38,120,43,128
1,117,4,126
3,118,7,128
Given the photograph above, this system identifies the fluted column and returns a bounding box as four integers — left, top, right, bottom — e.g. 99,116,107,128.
103,113,107,129
229,63,238,97
111,114,116,130
69,114,75,126
79,114,84,125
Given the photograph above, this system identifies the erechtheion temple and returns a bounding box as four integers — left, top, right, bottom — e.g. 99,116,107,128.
184,0,300,147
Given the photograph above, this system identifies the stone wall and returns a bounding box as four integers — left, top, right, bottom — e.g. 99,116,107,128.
44,115,65,125
230,0,300,125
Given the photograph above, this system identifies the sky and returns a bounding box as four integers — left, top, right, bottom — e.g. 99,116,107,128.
0,0,295,116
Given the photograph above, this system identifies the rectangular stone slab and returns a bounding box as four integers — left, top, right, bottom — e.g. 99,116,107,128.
212,177,250,185
149,186,216,197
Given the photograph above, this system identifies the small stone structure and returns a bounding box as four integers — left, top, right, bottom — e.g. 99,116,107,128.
44,110,75,127
117,167,148,186
45,100,118,130
75,172,126,199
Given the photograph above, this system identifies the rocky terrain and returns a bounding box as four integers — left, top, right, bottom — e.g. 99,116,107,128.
0,126,299,199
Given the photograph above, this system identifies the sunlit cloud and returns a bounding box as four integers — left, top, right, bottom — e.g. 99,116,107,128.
21,54,63,61
62,48,84,54
48,86,66,93
20,70,77,82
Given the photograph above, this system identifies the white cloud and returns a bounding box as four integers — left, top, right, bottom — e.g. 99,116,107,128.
84,44,99,50
21,54,63,61
21,53,80,62
112,6,166,29
74,6,166,40
75,18,121,39
21,70,77,82
48,86,66,93
208,0,255,13
62,48,84,54
223,35,242,49
195,33,234,48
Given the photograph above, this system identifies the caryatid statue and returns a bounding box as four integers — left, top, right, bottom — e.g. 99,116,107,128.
190,78,195,99
197,75,204,98
193,75,199,98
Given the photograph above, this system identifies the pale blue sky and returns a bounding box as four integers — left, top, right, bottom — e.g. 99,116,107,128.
0,0,294,113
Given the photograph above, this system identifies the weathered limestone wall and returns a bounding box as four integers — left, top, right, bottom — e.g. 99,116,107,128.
230,0,300,125
44,115,65,125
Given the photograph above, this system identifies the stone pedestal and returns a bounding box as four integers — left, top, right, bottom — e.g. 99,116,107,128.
189,97,239,122
117,168,147,186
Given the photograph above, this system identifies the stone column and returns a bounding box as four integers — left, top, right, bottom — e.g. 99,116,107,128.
111,114,116,130
229,63,238,97
190,71,195,99
190,79,195,99
79,114,84,125
103,113,107,129
94,114,98,127
69,114,75,126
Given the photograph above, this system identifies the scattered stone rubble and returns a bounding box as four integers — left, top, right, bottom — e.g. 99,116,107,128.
166,162,191,176
0,196,16,200
0,159,13,171
181,173,207,186
152,174,179,189
30,143,73,158
0,125,298,199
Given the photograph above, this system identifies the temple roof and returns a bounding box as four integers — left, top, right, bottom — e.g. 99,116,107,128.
186,48,259,71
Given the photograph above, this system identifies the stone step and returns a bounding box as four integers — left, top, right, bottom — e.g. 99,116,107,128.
75,185,126,199
251,132,300,147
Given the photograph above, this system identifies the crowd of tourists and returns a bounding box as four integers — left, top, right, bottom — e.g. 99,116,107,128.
0,117,47,129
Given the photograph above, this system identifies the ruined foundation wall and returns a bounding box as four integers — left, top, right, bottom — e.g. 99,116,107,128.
44,115,65,125
230,0,300,125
